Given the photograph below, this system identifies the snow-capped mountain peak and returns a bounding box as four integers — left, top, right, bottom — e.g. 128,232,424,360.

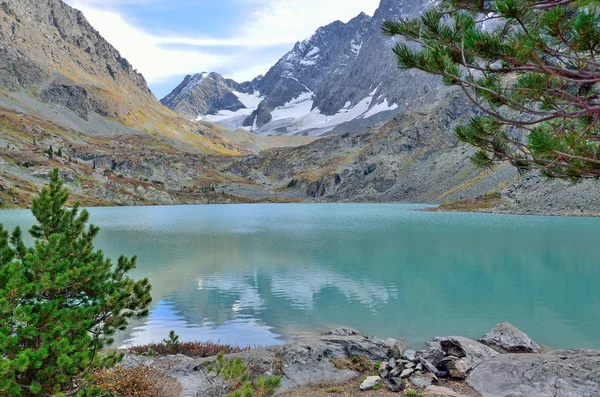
162,0,437,136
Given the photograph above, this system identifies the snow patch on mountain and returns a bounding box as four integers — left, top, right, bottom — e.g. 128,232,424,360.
361,99,398,119
255,85,399,136
204,91,264,128
233,91,263,109
350,39,363,55
271,92,314,120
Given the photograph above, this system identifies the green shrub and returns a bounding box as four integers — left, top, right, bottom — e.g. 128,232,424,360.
405,390,424,397
0,169,152,395
325,387,344,393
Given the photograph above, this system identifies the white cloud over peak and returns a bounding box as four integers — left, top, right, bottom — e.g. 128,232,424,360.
65,0,380,87
66,3,235,84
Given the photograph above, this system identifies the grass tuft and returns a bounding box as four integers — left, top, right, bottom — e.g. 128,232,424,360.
92,365,180,397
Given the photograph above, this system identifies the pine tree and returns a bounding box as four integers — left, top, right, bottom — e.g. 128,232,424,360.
383,0,600,179
0,169,152,396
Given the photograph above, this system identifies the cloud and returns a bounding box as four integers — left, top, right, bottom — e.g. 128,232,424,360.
64,0,380,87
66,2,235,84
238,0,380,45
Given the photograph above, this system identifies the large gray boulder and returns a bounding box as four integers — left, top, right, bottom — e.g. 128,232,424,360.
468,349,600,397
479,322,542,353
432,336,498,370
323,327,360,336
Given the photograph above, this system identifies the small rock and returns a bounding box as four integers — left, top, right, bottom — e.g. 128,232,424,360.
409,373,433,389
418,357,441,377
424,372,439,383
442,357,469,379
378,362,390,378
385,377,405,392
389,366,403,378
479,322,542,353
400,368,414,378
403,349,416,361
324,327,360,336
416,347,445,367
388,357,397,368
390,338,407,359
360,376,381,391
415,363,423,371
405,362,415,369
425,386,465,397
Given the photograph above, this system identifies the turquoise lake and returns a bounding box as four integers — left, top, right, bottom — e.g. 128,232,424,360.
0,204,598,349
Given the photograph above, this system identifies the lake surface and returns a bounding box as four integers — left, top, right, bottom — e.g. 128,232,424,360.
0,204,598,350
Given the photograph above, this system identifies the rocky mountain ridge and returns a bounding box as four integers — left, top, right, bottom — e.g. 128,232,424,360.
160,72,263,120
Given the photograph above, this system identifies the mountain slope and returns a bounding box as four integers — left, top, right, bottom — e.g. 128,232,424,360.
0,0,314,208
221,85,600,216
162,0,439,136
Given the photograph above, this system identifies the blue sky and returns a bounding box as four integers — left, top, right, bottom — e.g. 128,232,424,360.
64,0,380,99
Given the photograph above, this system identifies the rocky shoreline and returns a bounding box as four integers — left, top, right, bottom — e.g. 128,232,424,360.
121,323,600,397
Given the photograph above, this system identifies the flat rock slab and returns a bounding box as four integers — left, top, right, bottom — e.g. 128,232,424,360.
426,386,468,397
124,332,395,396
468,349,600,397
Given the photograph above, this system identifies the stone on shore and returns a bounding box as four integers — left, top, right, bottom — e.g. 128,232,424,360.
378,361,390,378
403,349,416,361
468,349,600,397
388,357,397,368
385,377,405,392
479,322,542,353
416,347,445,367
360,376,381,391
432,336,498,369
418,357,441,377
390,338,407,359
400,368,414,378
441,356,469,379
425,385,467,396
324,327,360,336
408,373,433,389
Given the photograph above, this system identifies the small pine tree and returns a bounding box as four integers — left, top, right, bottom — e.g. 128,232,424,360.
0,169,152,395
47,145,53,159
56,148,62,157
163,330,181,353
